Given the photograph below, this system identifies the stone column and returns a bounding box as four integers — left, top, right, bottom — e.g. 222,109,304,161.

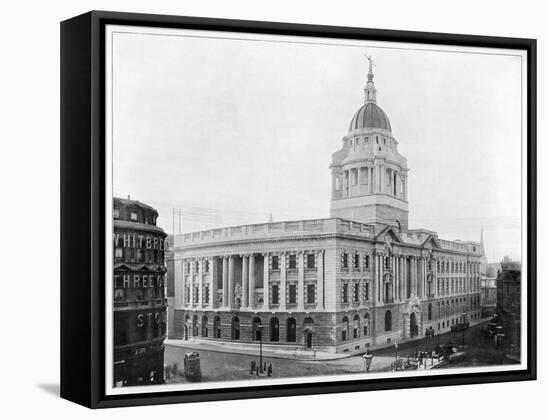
376,253,382,305
190,259,195,307
298,252,305,311
208,257,215,309
176,259,185,309
372,164,378,193
317,251,324,310
222,256,228,308
263,253,269,309
412,257,417,297
249,255,255,309
198,258,203,308
400,256,405,301
280,252,287,310
242,254,249,309
228,255,235,309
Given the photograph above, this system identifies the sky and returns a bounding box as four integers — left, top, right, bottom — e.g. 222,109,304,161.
110,27,525,262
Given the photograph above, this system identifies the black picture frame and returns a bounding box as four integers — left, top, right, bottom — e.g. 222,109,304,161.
60,10,537,409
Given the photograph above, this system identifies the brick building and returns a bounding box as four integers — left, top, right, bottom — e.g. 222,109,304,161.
170,60,482,354
113,197,168,386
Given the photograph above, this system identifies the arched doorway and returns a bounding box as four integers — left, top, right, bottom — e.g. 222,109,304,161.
184,314,190,340
192,315,198,336
286,317,296,342
213,315,221,338
231,316,240,340
270,317,279,342
363,313,370,336
410,312,417,338
305,331,312,348
252,317,262,341
341,316,349,341
201,315,208,337
304,317,314,349
353,314,360,339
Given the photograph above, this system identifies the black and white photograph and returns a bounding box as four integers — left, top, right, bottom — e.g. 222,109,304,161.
104,23,530,396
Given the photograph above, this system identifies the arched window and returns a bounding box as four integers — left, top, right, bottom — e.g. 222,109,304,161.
341,316,349,341
201,315,208,337
384,310,392,332
286,317,296,342
213,315,221,339
270,317,279,342
231,316,240,340
353,314,360,339
363,313,370,336
428,303,433,321
252,317,262,341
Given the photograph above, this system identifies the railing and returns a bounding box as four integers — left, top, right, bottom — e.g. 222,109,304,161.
174,217,376,246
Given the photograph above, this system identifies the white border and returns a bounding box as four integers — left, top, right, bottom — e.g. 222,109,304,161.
104,24,529,396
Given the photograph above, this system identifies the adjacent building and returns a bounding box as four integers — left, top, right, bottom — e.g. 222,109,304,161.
496,256,521,349
113,197,168,386
480,229,497,316
170,60,483,354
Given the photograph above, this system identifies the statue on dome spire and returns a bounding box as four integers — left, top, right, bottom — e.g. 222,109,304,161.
366,54,375,80
364,54,377,104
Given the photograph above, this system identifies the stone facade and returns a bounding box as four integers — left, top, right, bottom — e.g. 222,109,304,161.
169,61,482,354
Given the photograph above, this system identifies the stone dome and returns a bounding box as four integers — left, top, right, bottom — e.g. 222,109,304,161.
348,102,392,133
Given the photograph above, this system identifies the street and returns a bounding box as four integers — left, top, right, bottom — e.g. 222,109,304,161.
164,320,518,384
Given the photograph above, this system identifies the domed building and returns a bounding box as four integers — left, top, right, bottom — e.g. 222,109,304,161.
170,59,483,356
330,58,409,230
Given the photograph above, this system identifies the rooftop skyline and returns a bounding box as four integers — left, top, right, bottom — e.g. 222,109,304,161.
111,27,525,262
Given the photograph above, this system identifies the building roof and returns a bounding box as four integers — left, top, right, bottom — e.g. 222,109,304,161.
114,196,158,215
348,102,392,132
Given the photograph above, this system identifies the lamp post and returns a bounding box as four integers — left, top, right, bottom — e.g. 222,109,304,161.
257,325,264,373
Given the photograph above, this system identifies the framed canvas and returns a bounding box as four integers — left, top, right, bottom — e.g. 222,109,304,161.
60,10,537,408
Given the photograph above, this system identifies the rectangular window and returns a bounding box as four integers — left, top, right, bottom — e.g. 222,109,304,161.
364,282,369,301
288,254,297,270
272,284,279,304
204,285,209,304
364,255,370,269
272,256,279,270
307,284,315,304
343,283,348,303
114,247,123,259
204,260,210,273
113,208,120,219
353,254,360,269
306,254,315,269
342,253,348,269
288,284,297,304
354,283,360,302
130,211,138,221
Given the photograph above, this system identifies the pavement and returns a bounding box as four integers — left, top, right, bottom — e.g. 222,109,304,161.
164,344,394,384
166,316,493,362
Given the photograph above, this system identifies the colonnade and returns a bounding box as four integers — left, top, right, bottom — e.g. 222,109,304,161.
179,251,325,311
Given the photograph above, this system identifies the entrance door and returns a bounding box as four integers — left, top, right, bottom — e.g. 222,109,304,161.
410,313,417,338
305,331,313,349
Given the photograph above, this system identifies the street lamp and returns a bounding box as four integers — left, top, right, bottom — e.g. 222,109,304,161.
257,325,265,373
394,341,399,371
